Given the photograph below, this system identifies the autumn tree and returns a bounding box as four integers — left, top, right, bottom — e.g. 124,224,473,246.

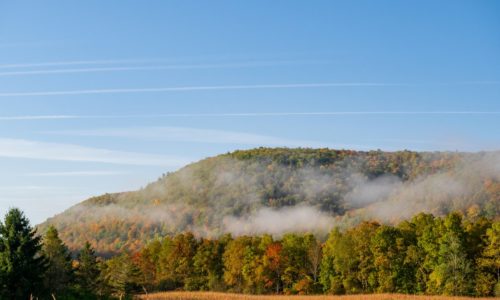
223,236,251,292
263,241,285,294
135,239,161,292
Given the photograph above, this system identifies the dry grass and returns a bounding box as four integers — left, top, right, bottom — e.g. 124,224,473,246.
138,292,498,300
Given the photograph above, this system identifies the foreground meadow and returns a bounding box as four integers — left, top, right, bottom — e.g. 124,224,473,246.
138,292,498,300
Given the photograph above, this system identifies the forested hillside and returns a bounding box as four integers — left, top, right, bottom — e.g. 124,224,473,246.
40,148,500,254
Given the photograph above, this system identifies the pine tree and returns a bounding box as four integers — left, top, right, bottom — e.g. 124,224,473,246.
75,241,101,294
102,253,142,299
43,226,74,296
0,208,47,299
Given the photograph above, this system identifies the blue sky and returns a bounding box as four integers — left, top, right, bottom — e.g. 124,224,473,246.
0,0,499,224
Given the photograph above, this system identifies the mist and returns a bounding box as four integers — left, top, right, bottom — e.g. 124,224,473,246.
43,150,500,244
223,205,336,236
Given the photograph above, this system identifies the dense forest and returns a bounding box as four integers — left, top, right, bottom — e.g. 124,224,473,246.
1,208,499,299
40,148,499,254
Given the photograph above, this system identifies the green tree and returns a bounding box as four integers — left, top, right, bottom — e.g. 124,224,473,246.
281,234,307,293
191,238,225,291
304,234,323,293
0,208,47,299
75,241,101,295
428,212,472,295
410,213,440,293
476,221,500,296
156,236,175,290
42,226,74,296
241,236,266,294
351,221,379,293
320,228,343,294
102,253,142,299
370,225,413,293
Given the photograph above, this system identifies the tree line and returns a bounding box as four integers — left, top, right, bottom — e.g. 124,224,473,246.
0,208,499,299
130,211,500,297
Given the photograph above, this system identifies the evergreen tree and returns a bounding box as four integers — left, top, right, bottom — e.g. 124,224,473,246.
42,226,74,296
102,253,142,299
75,241,101,294
0,208,47,299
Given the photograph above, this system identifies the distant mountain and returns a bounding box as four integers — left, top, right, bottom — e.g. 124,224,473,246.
39,148,500,255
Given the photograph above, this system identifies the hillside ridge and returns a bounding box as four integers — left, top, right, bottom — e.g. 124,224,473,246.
39,148,500,254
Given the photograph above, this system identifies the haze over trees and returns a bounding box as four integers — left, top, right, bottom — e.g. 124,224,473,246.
40,148,500,255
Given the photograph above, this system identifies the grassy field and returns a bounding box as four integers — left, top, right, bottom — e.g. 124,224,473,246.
138,292,498,300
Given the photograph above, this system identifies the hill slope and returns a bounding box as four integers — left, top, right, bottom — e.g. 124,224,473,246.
40,148,500,254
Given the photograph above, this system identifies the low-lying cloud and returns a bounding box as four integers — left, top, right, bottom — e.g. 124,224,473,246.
223,206,336,236
346,174,403,208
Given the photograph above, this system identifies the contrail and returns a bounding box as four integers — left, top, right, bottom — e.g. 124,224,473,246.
0,115,77,120
0,138,191,166
25,171,129,177
0,83,400,97
1,111,500,121
127,111,500,116
0,58,163,69
0,60,327,77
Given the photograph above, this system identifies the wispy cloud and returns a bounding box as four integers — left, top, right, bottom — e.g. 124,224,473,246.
44,126,335,148
2,81,500,97
0,60,327,77
0,58,161,69
0,185,71,191
0,83,398,97
0,115,77,121
1,111,500,121
0,138,190,167
25,171,129,177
